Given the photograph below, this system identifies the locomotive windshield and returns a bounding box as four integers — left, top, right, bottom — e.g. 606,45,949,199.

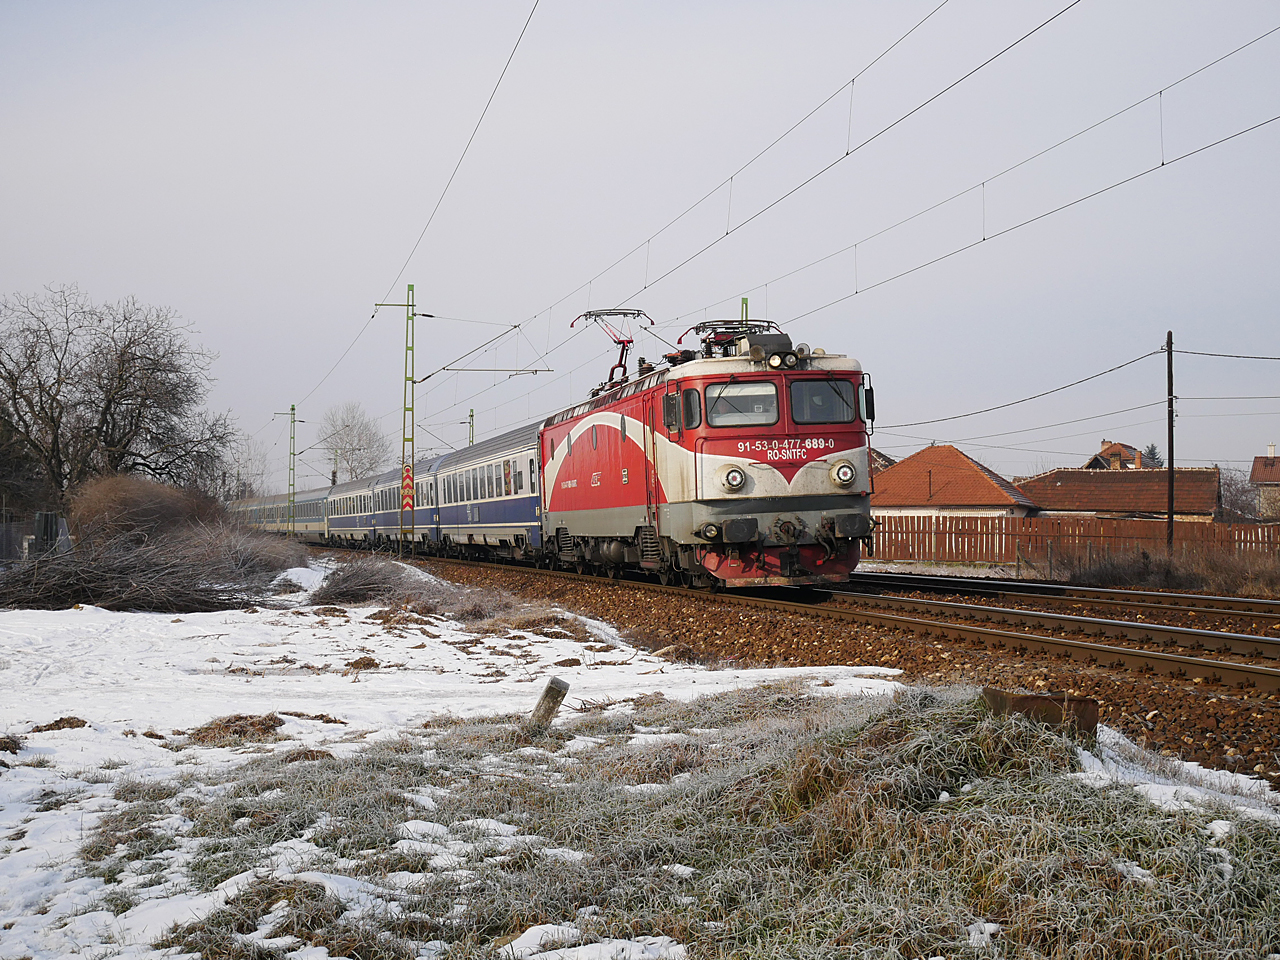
706,381,779,427
790,379,856,424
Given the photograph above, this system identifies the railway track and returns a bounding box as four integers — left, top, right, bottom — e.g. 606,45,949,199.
848,570,1280,617
405,554,1280,695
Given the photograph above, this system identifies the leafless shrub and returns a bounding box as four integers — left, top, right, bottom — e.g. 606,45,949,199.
310,554,418,605
68,474,224,542
0,524,305,612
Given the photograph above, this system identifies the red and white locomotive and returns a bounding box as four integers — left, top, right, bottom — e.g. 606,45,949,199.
540,310,875,587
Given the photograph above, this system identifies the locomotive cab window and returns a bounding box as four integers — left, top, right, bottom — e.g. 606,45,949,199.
705,381,779,427
682,389,701,429
790,379,856,424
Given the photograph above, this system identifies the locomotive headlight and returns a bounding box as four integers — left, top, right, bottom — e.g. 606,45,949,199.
830,460,857,487
722,466,747,492
700,522,721,540
783,352,798,368
767,353,784,369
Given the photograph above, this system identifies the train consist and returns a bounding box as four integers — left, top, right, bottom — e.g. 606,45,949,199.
231,315,875,587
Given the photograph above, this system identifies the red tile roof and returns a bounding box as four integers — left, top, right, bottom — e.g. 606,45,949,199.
871,445,1037,509
1083,440,1140,470
1016,467,1219,516
1251,457,1280,484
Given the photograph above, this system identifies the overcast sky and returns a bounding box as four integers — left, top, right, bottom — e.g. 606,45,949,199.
3,1,1278,490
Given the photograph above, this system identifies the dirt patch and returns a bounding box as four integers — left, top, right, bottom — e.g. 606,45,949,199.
31,716,88,733
312,606,349,618
188,713,285,747
344,656,380,672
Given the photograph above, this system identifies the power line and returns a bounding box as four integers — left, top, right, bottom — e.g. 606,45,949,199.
382,0,542,300
611,0,1085,307
368,0,1075,442
953,401,1167,442
669,22,1280,326
881,350,1161,429
296,0,541,407
786,110,1280,325
1174,349,1280,361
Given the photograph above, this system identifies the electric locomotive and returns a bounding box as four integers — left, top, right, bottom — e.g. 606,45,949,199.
541,311,874,587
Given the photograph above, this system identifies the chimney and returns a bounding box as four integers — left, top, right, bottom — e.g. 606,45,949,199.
1135,450,1142,468
1269,443,1276,459
1110,452,1121,469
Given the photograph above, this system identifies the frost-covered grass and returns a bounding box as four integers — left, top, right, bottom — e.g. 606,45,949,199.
53,687,1280,959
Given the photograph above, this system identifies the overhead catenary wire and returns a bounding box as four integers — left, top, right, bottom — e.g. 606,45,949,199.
610,0,1086,308
335,0,1072,448
784,110,1280,326
668,21,1280,327
348,1,961,442
295,0,541,407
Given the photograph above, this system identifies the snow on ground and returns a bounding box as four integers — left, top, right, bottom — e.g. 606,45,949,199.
0,566,899,958
4,563,1278,958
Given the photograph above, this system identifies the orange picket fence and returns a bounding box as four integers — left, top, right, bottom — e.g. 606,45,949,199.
871,514,1279,566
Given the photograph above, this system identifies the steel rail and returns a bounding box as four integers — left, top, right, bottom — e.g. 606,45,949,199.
415,556,1280,693
832,591,1280,660
849,571,1280,616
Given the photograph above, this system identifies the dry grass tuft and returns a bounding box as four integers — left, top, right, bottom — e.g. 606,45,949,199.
188,713,285,747
70,685,1280,959
278,710,346,725
31,716,87,733
1068,548,1280,597
0,734,22,754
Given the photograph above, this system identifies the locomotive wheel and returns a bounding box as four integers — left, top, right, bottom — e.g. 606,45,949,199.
608,565,622,580
657,567,673,586
575,561,588,575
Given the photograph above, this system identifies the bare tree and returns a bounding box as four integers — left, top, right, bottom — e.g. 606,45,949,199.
1218,466,1259,521
317,401,392,482
0,284,236,503
228,435,276,499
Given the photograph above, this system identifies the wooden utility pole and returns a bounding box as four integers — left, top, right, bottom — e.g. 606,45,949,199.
1166,330,1175,552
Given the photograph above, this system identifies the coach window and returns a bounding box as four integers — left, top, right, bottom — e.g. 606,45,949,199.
705,381,778,427
489,463,496,498
529,458,537,494
682,389,701,429
472,468,479,500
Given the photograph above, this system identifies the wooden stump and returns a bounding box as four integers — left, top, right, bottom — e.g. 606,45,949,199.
526,677,570,732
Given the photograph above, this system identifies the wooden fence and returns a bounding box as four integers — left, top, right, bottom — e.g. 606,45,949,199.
872,515,1280,567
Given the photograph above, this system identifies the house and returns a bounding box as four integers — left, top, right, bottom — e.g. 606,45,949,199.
1016,466,1220,521
871,444,1038,517
1250,443,1280,521
868,448,897,476
1082,439,1146,470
